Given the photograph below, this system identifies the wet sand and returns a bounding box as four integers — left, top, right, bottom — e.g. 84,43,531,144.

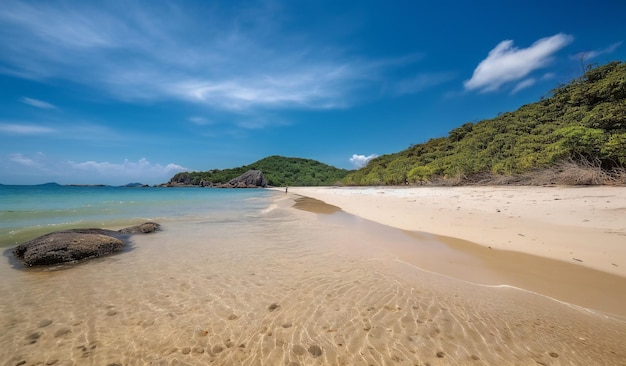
1,192,625,365
285,186,626,277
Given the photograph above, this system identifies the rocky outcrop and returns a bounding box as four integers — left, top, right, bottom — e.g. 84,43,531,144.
167,172,195,187
13,222,160,267
165,170,267,188
223,170,267,188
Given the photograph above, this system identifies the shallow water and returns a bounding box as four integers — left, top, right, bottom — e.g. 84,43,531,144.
0,185,267,248
1,190,625,365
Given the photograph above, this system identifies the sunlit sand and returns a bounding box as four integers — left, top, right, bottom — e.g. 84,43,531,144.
1,191,625,365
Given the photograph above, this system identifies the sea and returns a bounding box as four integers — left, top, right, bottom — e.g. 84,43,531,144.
1,184,625,365
0,184,273,249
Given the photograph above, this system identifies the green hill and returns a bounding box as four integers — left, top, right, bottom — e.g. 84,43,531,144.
344,61,626,186
170,156,350,187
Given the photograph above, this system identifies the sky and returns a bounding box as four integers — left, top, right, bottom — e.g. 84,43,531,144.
1,0,625,185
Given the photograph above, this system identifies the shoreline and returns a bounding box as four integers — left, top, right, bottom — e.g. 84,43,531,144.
282,186,626,319
2,189,626,364
282,186,626,277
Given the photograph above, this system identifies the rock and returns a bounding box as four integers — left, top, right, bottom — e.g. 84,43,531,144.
118,222,160,234
13,232,124,266
166,170,267,188
13,222,160,267
226,170,267,188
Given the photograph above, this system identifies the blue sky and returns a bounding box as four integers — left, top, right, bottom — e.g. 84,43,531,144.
1,0,624,185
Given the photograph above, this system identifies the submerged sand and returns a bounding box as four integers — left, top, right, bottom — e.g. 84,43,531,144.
1,191,625,365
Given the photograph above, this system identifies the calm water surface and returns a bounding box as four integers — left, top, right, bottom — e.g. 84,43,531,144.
0,184,272,248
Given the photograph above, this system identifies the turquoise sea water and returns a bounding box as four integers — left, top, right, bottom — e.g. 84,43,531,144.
0,184,273,248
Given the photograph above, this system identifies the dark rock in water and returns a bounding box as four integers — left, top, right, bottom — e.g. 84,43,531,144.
118,222,160,234
225,170,267,188
13,232,124,266
13,222,160,267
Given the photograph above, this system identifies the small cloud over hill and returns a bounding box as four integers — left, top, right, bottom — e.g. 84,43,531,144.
350,154,378,168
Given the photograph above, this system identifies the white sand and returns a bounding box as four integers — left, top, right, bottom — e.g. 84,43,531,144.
284,186,626,278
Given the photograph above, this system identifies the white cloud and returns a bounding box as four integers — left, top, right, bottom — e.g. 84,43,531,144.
9,153,38,166
510,78,536,94
572,41,623,62
21,97,58,109
349,154,378,168
464,33,573,93
67,158,188,183
169,65,359,111
1,153,187,185
0,123,56,134
0,1,426,116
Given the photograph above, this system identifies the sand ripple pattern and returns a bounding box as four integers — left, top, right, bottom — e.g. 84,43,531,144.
1,196,625,365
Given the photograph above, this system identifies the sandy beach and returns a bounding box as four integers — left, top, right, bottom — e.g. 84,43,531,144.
2,189,626,365
285,186,626,275
285,186,626,318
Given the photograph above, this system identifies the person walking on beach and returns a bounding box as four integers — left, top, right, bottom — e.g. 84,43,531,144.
285,186,288,194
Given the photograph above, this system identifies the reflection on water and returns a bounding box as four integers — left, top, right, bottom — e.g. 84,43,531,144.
1,193,625,365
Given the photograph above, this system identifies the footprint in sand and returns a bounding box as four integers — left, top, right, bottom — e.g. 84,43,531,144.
308,345,323,357
25,331,42,344
38,319,53,328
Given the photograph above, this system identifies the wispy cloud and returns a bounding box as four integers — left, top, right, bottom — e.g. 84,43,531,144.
171,68,351,111
464,33,573,93
2,153,188,185
9,153,39,167
0,123,56,134
67,158,187,183
21,97,58,109
349,154,378,168
571,41,623,62
510,78,536,94
0,1,425,116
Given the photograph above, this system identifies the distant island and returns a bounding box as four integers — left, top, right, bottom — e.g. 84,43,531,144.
121,183,150,188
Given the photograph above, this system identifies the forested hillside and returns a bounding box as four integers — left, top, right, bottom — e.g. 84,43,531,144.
170,156,350,187
344,61,626,186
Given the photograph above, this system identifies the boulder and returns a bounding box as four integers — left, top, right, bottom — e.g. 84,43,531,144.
13,232,124,266
226,170,267,188
167,172,194,186
118,222,160,234
13,222,160,267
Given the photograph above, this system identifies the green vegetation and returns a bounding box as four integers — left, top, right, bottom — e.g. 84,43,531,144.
344,61,626,186
171,156,350,186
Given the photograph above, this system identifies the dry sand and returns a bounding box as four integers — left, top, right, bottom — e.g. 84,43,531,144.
285,186,626,277
284,186,626,319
